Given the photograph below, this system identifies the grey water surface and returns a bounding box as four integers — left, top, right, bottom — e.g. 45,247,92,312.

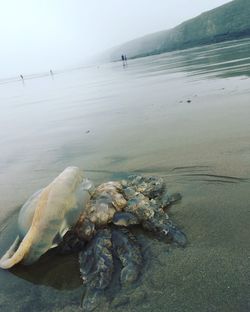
0,38,250,312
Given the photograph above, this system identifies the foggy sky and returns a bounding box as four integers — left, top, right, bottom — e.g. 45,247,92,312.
0,0,232,78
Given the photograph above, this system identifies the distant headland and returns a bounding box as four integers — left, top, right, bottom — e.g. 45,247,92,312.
104,0,250,61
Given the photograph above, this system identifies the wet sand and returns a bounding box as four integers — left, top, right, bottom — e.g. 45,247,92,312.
0,39,250,311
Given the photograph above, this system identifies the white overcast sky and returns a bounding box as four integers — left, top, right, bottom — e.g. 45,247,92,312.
0,0,232,78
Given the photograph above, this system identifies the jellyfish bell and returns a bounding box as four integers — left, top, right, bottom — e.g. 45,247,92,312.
0,166,94,269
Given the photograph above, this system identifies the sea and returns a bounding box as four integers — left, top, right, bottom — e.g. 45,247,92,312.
0,38,250,312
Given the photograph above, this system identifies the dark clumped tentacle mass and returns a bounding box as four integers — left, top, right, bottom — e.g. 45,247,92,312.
141,211,187,247
79,228,114,311
64,174,186,310
111,227,142,286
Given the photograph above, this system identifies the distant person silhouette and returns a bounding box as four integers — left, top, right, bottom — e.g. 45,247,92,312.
121,54,126,67
20,75,24,85
50,69,54,79
124,54,128,65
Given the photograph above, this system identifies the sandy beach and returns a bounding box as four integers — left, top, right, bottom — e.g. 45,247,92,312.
0,38,249,311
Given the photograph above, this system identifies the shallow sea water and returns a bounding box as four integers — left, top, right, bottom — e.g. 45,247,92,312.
0,38,250,311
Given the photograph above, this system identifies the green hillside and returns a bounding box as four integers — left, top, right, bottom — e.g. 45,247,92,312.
107,0,250,60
